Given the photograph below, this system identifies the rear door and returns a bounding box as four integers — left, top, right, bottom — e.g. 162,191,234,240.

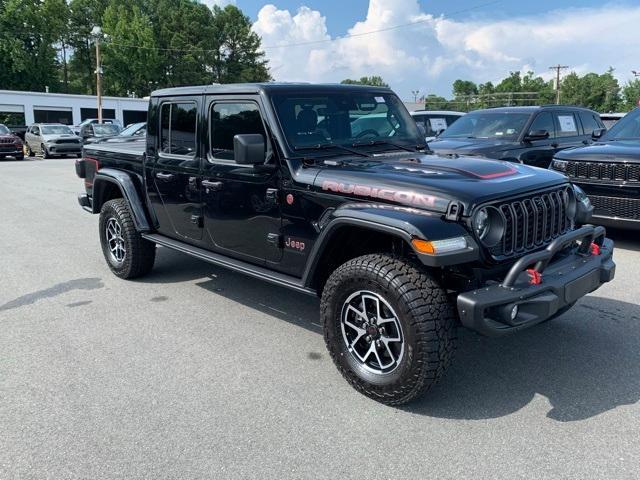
553,110,585,152
149,97,203,241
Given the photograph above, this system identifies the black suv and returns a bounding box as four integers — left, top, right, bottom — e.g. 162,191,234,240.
75,83,615,405
429,106,604,168
551,108,640,229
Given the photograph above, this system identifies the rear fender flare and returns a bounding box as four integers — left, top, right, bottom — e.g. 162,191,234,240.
92,168,151,232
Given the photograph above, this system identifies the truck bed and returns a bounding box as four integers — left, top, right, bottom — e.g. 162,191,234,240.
83,139,146,163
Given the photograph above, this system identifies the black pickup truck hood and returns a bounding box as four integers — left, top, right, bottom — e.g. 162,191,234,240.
555,141,640,163
312,152,566,214
427,138,514,157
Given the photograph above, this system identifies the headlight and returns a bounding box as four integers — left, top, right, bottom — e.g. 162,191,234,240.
572,184,590,206
552,159,568,172
472,207,504,247
572,184,593,224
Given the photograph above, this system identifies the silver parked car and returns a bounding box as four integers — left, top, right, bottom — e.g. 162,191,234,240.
24,124,83,158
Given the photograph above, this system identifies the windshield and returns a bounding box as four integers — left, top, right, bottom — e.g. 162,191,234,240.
119,122,145,136
93,124,121,136
41,125,74,135
0,124,9,134
271,91,423,153
440,112,530,140
602,109,640,141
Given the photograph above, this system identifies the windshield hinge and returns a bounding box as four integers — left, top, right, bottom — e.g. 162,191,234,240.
445,201,463,221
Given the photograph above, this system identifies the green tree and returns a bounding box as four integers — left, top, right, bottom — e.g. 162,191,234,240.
0,0,62,91
561,69,620,111
423,94,449,110
102,2,161,97
452,79,477,97
209,5,271,84
621,79,640,111
341,76,389,87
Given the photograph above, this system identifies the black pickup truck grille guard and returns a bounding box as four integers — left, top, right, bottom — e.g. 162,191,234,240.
458,224,614,336
487,185,574,260
565,161,640,183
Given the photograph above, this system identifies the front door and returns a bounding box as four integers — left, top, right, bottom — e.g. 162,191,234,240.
150,98,203,241
201,97,282,265
520,111,557,168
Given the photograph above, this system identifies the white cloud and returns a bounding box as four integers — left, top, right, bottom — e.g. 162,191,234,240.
252,0,640,100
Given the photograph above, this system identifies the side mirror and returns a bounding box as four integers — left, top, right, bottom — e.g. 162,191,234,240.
592,128,606,139
524,129,549,141
233,134,265,165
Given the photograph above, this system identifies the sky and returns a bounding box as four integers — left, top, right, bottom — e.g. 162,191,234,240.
203,0,640,100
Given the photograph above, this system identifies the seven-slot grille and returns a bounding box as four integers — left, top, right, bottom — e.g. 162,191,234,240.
564,161,640,183
488,186,574,259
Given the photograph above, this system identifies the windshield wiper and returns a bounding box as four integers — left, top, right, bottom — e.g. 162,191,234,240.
351,139,423,152
293,143,371,158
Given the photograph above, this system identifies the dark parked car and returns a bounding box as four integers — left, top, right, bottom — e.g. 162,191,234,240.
75,83,614,405
428,105,605,168
551,107,640,229
0,123,24,160
84,122,146,144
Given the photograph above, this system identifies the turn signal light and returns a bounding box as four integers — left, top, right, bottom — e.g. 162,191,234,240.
411,236,467,255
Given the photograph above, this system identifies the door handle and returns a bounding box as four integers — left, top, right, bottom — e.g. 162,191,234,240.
202,180,223,191
155,172,175,180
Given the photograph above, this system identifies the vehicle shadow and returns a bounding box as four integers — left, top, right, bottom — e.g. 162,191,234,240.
142,249,640,422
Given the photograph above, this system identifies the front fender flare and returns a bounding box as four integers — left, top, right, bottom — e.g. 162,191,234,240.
301,203,480,286
92,168,151,232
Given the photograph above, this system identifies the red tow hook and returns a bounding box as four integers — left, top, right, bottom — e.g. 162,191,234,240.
590,242,601,256
527,268,543,285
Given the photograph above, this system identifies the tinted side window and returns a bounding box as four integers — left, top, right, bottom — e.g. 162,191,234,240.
554,112,579,137
210,102,266,161
528,112,556,138
579,112,601,135
159,102,197,156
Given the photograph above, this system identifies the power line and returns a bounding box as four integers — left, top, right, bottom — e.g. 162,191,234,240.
104,0,501,54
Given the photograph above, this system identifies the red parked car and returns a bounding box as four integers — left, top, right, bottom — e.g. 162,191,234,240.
0,123,24,160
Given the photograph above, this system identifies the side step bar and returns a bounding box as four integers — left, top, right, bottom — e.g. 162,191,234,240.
142,233,316,296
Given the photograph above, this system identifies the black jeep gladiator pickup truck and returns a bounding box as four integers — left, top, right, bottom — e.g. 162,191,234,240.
76,83,615,405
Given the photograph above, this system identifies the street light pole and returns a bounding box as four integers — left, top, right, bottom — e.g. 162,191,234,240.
92,26,103,124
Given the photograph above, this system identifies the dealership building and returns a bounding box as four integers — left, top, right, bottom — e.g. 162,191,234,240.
0,90,148,127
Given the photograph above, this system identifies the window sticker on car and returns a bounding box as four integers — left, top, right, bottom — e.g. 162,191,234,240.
374,96,385,103
558,115,577,132
428,118,447,131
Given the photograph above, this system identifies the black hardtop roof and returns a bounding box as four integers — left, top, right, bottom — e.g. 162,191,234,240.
470,105,598,114
151,82,394,97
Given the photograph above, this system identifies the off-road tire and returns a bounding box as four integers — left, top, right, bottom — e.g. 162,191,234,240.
25,144,34,157
99,198,156,279
41,144,50,158
321,254,457,406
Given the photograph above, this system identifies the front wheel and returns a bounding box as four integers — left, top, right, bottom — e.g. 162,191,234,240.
41,144,50,158
321,254,457,405
99,198,156,279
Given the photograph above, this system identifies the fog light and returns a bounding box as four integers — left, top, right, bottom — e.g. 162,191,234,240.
510,305,519,321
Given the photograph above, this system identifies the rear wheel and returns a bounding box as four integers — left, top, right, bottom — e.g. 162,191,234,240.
99,198,156,279
25,144,34,157
321,254,457,405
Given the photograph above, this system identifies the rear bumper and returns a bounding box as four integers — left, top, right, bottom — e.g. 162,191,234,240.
78,193,93,213
457,225,615,336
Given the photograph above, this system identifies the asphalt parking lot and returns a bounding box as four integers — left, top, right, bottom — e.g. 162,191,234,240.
1,156,639,479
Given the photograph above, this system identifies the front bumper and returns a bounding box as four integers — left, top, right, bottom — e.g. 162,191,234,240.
47,143,82,154
457,225,615,336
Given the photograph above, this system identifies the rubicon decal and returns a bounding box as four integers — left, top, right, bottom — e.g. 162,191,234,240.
321,181,446,209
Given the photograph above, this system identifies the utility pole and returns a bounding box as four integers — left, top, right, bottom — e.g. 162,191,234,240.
92,26,104,123
549,64,569,104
